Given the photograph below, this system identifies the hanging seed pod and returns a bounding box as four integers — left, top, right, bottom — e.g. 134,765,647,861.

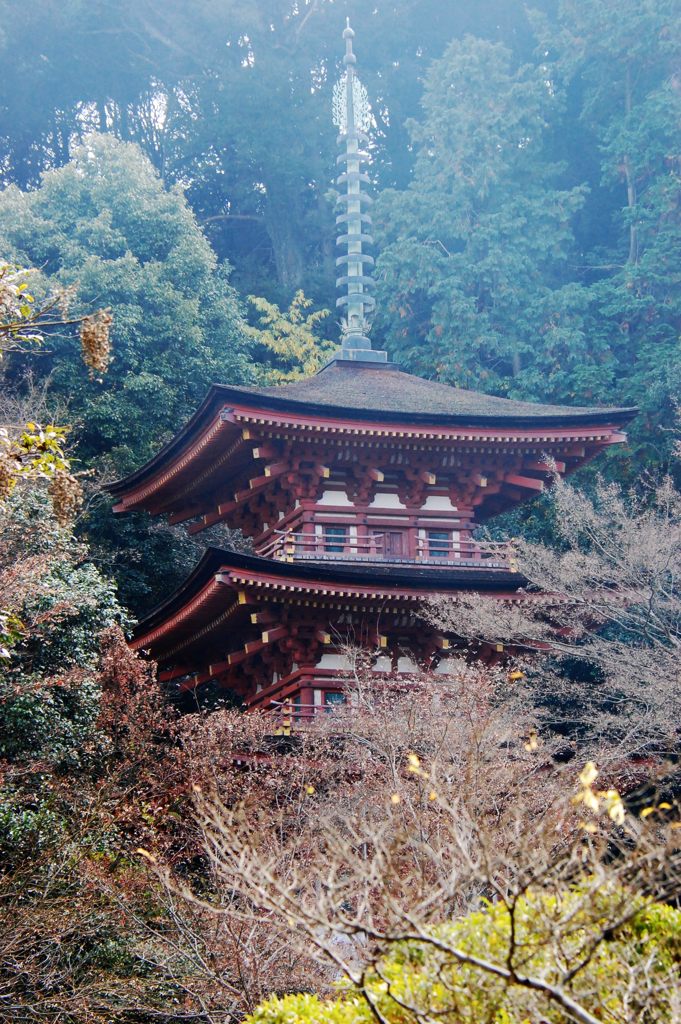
49,470,83,525
80,307,112,377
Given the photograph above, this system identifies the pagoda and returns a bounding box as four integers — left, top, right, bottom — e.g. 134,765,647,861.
109,23,635,720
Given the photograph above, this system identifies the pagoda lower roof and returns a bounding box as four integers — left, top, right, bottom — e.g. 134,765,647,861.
109,361,636,502
133,546,526,657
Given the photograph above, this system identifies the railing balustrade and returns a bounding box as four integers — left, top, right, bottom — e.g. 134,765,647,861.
255,529,517,570
268,698,345,733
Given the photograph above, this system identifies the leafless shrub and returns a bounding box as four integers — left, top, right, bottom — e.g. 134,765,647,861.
427,474,681,757
160,676,680,1024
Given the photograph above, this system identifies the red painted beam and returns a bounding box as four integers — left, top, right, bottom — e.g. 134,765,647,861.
263,461,290,478
235,465,287,503
524,459,565,474
187,500,238,535
261,625,287,644
168,506,204,526
504,473,544,492
253,443,280,460
251,610,277,625
472,483,502,505
159,665,193,682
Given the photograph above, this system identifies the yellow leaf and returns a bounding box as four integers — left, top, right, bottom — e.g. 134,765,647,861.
607,801,625,825
579,761,598,787
136,848,157,863
524,729,539,752
640,807,656,818
582,789,600,812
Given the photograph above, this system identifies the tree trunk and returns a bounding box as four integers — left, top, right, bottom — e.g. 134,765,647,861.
264,181,306,291
317,185,335,286
623,63,638,265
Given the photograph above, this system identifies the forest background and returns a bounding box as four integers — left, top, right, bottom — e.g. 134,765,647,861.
0,0,679,610
0,1,680,1021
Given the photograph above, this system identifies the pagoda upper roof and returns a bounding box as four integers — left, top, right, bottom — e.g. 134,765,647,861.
234,360,635,425
109,360,636,503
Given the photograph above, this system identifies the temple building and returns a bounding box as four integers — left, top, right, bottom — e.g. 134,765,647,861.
109,23,635,721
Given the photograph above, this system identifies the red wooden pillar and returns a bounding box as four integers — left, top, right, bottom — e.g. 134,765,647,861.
405,501,422,559
300,500,317,556
299,686,315,722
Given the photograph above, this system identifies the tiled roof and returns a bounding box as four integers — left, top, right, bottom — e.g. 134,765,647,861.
133,546,526,640
224,359,636,424
108,360,636,500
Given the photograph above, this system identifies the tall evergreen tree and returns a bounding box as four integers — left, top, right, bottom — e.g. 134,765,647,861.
0,0,555,304
543,0,681,444
373,36,586,398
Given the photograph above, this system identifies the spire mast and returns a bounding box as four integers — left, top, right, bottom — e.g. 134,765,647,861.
331,18,387,364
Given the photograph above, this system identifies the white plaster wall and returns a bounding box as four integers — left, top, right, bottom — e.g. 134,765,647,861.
421,494,458,511
396,656,419,672
368,492,407,509
317,652,352,670
318,489,353,506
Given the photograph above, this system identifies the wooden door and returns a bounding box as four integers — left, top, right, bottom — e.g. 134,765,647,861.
385,531,405,557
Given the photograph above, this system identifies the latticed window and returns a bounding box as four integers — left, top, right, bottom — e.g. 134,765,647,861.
325,691,346,711
427,530,450,557
324,526,347,552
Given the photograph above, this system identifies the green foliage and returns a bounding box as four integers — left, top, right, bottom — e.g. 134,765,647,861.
0,133,251,469
0,422,71,500
0,795,64,862
373,6,680,477
548,0,681,447
247,992,365,1024
374,36,587,396
246,887,681,1024
0,260,111,376
0,262,43,351
0,134,254,608
0,0,551,303
0,488,126,767
245,290,335,382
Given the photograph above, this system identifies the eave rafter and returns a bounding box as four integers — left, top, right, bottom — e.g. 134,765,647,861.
181,431,623,536
111,393,631,522
140,547,591,699
113,411,234,514
232,407,628,447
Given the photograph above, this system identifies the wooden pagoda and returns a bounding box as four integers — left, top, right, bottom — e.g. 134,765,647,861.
109,23,636,720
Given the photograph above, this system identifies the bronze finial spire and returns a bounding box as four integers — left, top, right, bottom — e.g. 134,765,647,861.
331,18,387,364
